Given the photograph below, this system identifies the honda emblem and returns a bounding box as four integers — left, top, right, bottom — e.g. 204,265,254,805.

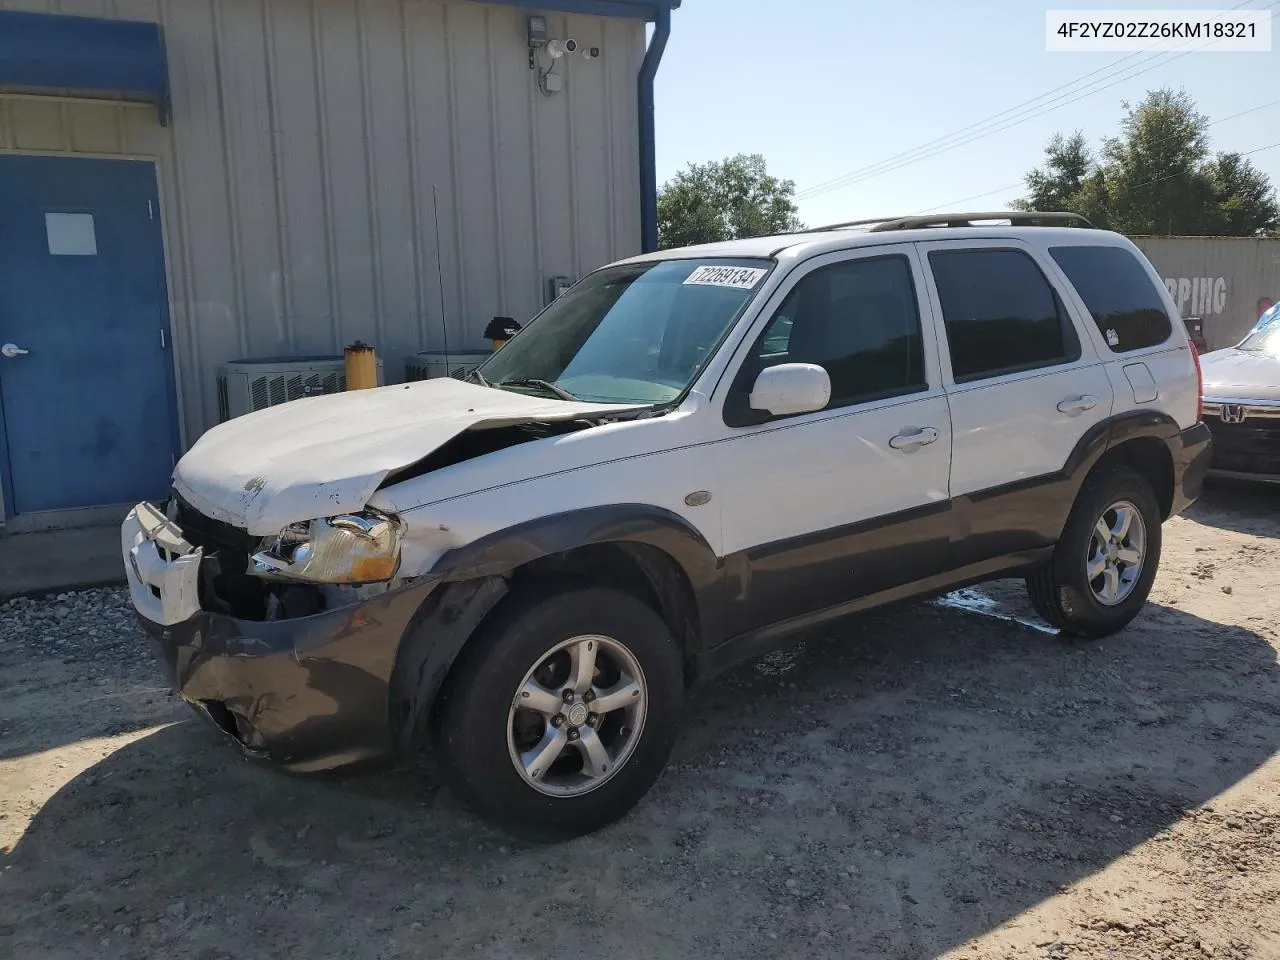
1220,404,1247,424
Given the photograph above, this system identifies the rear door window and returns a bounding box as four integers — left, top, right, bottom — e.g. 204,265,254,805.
928,248,1081,383
1049,245,1173,353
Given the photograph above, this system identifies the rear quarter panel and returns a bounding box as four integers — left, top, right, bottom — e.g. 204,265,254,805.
1034,233,1200,431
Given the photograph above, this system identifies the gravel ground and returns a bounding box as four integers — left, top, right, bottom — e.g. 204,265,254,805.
2,483,1279,960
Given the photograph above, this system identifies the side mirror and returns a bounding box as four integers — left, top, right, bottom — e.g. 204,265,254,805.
748,363,831,417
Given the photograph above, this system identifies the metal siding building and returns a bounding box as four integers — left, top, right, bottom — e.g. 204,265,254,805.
0,0,672,529
1132,236,1280,351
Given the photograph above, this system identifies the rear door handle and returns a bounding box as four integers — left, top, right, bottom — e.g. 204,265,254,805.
889,427,939,451
1057,395,1098,416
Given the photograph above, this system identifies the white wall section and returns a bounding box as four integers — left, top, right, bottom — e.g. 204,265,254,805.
0,0,645,443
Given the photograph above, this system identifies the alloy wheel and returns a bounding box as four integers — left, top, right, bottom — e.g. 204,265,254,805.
506,634,648,797
1086,499,1147,606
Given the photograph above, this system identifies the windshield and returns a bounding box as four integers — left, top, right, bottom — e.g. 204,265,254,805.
1248,302,1280,336
1237,319,1280,356
478,258,772,404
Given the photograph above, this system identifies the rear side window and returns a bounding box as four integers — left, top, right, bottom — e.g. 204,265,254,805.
929,248,1081,383
1049,245,1173,353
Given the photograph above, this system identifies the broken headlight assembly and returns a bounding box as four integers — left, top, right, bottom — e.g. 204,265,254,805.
250,510,403,584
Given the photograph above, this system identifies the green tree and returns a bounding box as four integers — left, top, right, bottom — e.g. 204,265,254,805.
1205,151,1280,237
1101,89,1216,235
1018,131,1094,212
1019,89,1278,236
657,153,803,249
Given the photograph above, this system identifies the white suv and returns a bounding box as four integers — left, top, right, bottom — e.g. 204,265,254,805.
122,211,1211,837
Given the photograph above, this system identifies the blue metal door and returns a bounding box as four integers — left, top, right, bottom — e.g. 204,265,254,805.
0,155,179,518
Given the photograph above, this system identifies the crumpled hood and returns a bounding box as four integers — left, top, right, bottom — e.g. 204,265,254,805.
1200,348,1280,402
173,379,641,535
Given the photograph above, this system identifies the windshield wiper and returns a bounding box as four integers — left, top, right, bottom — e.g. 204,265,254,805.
497,378,578,401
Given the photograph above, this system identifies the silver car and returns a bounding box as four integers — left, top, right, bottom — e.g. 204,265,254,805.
1201,318,1280,483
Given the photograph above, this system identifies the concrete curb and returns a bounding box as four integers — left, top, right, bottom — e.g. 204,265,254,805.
0,525,126,602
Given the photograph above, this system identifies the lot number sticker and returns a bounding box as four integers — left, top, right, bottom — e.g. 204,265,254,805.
683,265,767,289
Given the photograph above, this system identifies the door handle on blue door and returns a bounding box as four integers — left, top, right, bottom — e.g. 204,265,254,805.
1057,395,1098,416
889,427,939,451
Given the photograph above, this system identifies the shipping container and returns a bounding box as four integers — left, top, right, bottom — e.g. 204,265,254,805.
1131,236,1280,351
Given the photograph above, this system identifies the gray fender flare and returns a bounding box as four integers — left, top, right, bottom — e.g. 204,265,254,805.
388,504,724,752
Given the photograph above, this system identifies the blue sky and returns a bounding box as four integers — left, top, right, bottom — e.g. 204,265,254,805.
653,0,1280,227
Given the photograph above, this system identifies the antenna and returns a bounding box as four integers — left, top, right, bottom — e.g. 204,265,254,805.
431,184,450,367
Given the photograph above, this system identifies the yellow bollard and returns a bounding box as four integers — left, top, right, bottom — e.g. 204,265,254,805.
344,341,378,390
484,317,522,351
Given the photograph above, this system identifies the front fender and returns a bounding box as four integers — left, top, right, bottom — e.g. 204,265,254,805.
389,505,727,752
433,503,726,641
437,503,715,575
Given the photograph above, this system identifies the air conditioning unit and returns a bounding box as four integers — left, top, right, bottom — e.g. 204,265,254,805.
217,355,385,422
404,350,492,383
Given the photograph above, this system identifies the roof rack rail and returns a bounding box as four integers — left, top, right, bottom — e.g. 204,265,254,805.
802,216,902,232
865,211,1095,232
776,210,1095,242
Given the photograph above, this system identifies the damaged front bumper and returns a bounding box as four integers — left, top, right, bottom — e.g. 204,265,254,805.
122,503,441,771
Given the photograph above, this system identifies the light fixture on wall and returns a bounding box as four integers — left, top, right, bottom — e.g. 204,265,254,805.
545,37,578,58
528,15,600,96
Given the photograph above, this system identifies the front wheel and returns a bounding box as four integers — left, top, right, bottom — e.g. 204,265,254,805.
1026,464,1163,639
435,585,683,838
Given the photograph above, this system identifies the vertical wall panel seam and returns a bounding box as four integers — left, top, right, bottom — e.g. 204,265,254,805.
161,0,204,434
563,14,580,275
355,0,385,347
483,6,506,313
442,1,466,342
400,0,428,351
603,20,616,262
210,0,248,356
262,0,295,350
525,33,543,303
310,0,341,350
0,99,12,149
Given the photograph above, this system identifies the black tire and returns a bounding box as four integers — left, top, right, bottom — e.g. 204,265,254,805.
1026,464,1163,639
435,584,683,839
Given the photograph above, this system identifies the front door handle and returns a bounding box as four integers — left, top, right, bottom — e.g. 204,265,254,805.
1,343,30,359
889,427,939,451
1057,395,1099,416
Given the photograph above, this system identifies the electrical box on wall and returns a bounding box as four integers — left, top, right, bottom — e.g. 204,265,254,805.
547,275,573,303
527,15,548,48
528,14,599,93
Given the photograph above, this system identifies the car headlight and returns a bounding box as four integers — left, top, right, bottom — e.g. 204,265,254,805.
250,510,403,584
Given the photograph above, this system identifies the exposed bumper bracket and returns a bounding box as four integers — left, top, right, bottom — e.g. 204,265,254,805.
121,501,203,626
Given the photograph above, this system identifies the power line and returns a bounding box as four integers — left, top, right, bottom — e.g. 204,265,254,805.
795,37,1173,199
1127,139,1280,192
895,140,1280,224
908,98,1280,214
910,181,1026,215
797,0,1268,200
796,0,1274,202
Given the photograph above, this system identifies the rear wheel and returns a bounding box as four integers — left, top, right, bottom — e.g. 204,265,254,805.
435,585,683,838
1026,465,1162,639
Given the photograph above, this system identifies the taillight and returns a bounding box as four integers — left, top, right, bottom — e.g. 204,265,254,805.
1190,342,1204,422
